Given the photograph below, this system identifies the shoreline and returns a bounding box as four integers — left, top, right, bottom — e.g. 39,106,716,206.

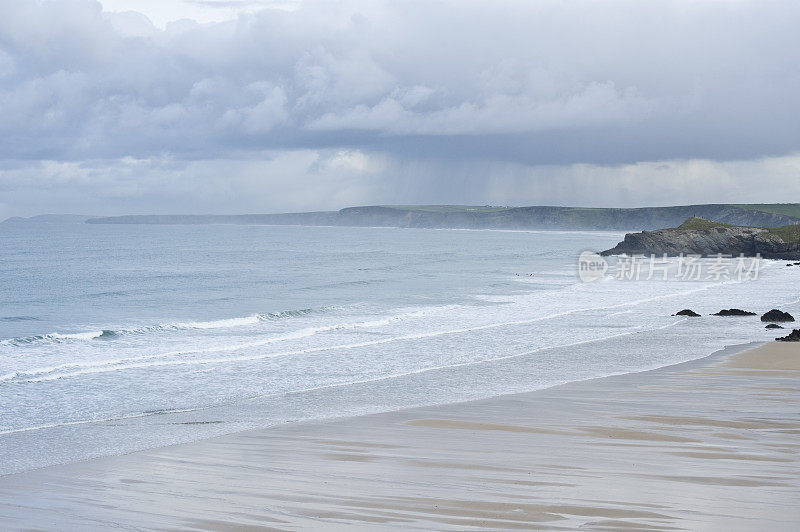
2,340,798,530
0,337,756,477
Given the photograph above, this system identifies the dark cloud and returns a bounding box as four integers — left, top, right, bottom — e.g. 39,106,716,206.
2,0,798,162
0,0,798,216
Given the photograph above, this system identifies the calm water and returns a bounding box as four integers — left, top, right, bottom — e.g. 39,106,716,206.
1,222,797,474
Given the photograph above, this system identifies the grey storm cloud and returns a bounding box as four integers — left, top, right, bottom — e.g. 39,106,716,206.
1,0,799,218
1,0,799,165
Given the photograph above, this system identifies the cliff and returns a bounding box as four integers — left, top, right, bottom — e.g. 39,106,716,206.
3,214,96,224
84,212,340,226
84,204,800,231
601,218,800,259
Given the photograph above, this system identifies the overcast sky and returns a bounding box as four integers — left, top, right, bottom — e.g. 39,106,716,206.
1,0,799,217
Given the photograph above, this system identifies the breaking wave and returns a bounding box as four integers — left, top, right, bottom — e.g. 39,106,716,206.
0,307,323,347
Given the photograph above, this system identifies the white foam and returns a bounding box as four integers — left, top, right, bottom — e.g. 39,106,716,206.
0,330,105,347
244,318,686,403
0,310,442,384
1,308,323,347
1,319,685,436
607,310,634,318
49,331,104,340
170,315,261,329
13,290,705,383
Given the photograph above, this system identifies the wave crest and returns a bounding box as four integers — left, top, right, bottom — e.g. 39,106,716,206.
0,307,323,347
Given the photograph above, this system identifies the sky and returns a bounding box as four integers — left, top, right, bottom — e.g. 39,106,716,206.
0,0,799,218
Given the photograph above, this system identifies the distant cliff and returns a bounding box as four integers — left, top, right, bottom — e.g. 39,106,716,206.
84,212,340,226
84,204,800,231
601,218,800,259
3,214,96,224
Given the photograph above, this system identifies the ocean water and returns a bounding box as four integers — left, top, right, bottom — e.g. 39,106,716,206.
1,223,798,475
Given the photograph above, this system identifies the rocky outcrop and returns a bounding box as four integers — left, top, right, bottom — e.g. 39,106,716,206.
766,324,784,329
776,329,800,342
674,309,700,317
761,309,795,322
601,218,800,259
713,309,756,316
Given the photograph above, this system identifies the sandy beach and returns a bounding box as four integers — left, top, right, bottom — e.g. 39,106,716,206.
1,341,798,531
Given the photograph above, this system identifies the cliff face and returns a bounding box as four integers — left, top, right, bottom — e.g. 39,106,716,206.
601,224,800,259
336,205,799,231
84,204,800,231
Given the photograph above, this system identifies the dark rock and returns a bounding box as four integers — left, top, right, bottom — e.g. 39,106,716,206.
760,309,795,322
766,324,784,329
712,309,756,316
776,329,800,342
674,309,700,317
600,217,800,259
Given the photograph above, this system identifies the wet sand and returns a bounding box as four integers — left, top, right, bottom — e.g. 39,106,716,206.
1,342,799,530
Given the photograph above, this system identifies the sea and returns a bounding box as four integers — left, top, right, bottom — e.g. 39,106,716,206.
1,222,798,475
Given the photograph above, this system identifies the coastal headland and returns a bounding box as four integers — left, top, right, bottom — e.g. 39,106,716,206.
602,217,800,259
7,203,800,232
